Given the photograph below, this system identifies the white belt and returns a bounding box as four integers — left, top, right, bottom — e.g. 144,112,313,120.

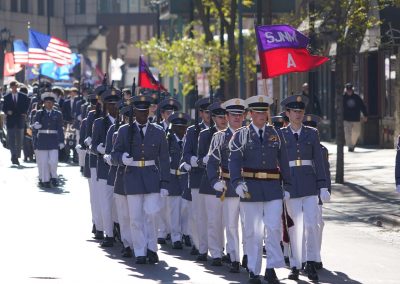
38,130,58,134
289,159,313,167
170,169,188,175
130,160,155,167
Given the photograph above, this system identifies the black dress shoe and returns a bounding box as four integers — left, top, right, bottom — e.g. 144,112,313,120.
183,235,192,247
229,261,240,273
288,267,299,280
172,241,183,249
38,181,44,187
100,236,114,247
301,262,306,270
157,237,166,244
248,272,261,284
315,261,323,270
196,253,207,261
222,253,231,263
284,256,290,266
94,230,104,240
211,258,222,266
122,247,133,258
147,249,159,264
242,255,248,270
92,224,96,234
166,233,171,240
264,268,280,283
42,182,52,188
50,178,59,187
191,246,199,255
305,261,319,281
135,256,146,264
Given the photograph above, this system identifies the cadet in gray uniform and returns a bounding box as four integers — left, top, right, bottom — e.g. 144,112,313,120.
229,95,291,284
207,98,247,273
111,95,170,264
32,90,65,188
181,97,211,256
279,94,328,281
91,87,122,247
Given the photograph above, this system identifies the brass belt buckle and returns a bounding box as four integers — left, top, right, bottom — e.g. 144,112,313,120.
176,170,181,176
295,160,302,166
138,160,145,167
256,172,267,179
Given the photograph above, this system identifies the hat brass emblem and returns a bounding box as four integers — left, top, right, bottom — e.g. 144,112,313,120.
178,113,183,118
169,100,174,105
140,96,145,101
307,116,312,121
258,96,264,102
112,90,116,96
296,96,302,102
235,99,241,105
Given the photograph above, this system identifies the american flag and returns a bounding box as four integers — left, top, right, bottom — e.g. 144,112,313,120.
28,29,72,66
13,39,29,64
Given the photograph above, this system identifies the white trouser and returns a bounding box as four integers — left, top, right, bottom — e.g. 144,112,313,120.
204,194,224,258
127,194,159,257
191,188,201,250
157,197,171,238
90,168,103,231
34,149,42,181
75,129,80,146
196,192,208,254
167,196,182,243
239,203,247,256
77,148,86,167
286,195,319,269
114,193,133,248
222,197,240,262
241,200,285,275
181,198,190,237
344,120,361,148
36,149,58,182
98,179,114,237
87,178,95,225
316,204,324,262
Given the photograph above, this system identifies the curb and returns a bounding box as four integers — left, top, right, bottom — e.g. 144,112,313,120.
368,214,400,227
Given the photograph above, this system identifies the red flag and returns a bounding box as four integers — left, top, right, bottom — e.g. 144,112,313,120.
138,56,167,91
259,47,328,78
3,52,23,76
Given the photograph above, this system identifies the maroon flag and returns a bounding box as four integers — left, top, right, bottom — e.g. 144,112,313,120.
138,56,166,91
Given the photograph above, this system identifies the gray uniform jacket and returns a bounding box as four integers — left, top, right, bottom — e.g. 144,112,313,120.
33,109,64,150
85,110,98,168
280,125,327,198
181,122,207,188
111,122,170,195
167,134,188,196
198,127,217,195
105,124,118,187
91,116,114,180
229,124,291,202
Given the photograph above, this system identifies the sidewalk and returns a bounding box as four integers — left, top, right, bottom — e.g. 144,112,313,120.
322,141,400,228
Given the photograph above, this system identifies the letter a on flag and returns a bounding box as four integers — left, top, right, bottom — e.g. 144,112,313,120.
255,24,329,78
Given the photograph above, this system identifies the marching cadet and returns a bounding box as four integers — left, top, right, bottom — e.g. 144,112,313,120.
302,114,331,270
181,97,211,256
229,95,291,284
396,135,400,194
271,115,285,129
104,104,134,257
156,97,182,244
91,87,122,247
207,98,247,273
165,112,191,249
196,101,227,266
32,89,65,188
279,94,329,281
111,95,170,264
122,88,132,103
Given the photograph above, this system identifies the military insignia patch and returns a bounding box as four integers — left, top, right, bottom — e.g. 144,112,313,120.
269,135,278,142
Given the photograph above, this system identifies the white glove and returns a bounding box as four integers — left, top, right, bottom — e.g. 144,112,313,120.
122,152,133,166
235,183,248,198
160,188,169,197
59,143,65,150
396,185,400,193
84,136,92,147
75,144,82,151
97,143,106,155
103,154,112,166
202,155,209,165
77,114,82,121
33,122,42,129
284,191,291,201
7,110,13,115
180,162,191,172
213,180,226,192
190,156,198,167
319,188,331,202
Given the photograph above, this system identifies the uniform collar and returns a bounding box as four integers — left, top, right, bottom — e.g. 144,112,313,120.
250,122,265,133
289,124,302,135
107,115,116,124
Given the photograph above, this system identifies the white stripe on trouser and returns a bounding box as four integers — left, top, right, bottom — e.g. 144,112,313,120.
157,197,171,238
190,189,200,249
204,194,224,258
286,195,319,269
114,193,133,248
34,149,42,181
90,168,103,231
167,196,182,242
98,179,114,237
196,192,208,254
239,203,247,256
127,194,158,257
241,200,285,275
222,197,240,262
316,204,324,262
36,149,58,182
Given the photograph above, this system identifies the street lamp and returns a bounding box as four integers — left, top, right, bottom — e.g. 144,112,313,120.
0,28,12,82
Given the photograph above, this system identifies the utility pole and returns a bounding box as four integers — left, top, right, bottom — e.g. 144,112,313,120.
47,0,51,34
238,0,245,99
308,0,316,113
256,0,262,96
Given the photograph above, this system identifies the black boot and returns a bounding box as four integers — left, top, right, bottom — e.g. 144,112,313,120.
147,249,159,264
100,236,114,247
190,246,199,255
122,247,133,258
183,235,192,247
288,267,299,280
248,271,261,284
229,261,240,273
242,255,248,270
305,261,319,281
264,268,280,283
211,258,222,266
94,230,104,240
172,241,183,249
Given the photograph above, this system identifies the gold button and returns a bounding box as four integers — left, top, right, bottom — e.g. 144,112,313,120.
262,161,266,164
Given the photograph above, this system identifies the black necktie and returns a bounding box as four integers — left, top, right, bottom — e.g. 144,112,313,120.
138,125,145,139
259,129,263,143
178,140,183,149
294,133,299,141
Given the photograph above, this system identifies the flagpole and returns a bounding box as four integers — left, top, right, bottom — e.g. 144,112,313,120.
25,21,30,84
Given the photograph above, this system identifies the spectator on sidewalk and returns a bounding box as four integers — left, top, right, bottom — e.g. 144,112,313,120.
302,83,321,116
343,83,368,152
396,135,400,193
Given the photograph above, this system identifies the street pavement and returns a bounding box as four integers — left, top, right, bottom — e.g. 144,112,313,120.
0,142,399,284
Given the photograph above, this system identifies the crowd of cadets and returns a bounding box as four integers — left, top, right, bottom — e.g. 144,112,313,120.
2,79,332,284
